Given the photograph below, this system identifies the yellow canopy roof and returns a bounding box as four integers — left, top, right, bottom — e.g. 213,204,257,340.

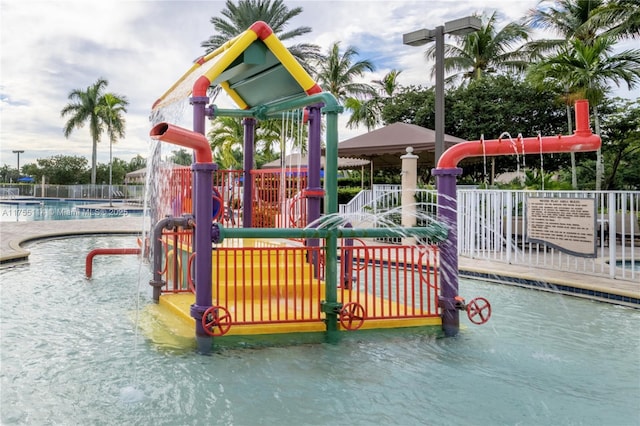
152,21,321,112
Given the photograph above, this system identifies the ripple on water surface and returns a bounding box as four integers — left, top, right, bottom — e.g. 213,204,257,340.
1,236,639,425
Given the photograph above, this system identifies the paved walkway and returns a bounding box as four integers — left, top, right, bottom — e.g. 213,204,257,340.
0,217,142,263
1,218,637,308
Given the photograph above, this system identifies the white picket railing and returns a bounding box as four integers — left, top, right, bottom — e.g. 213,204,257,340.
340,186,638,282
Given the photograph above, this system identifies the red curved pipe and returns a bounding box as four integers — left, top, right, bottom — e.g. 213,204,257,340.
86,248,141,278
250,21,273,40
149,122,213,163
437,100,601,169
193,75,212,98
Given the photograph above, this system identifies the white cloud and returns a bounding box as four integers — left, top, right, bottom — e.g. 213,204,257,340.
1,0,637,169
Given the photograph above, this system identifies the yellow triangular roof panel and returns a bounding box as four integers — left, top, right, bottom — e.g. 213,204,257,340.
152,21,322,112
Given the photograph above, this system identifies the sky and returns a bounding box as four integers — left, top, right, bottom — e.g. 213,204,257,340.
1,0,638,171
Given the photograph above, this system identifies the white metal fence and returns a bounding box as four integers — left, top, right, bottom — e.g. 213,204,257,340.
0,184,145,200
340,186,638,282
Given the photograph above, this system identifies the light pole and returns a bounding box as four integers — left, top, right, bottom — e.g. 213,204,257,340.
403,16,481,167
12,150,24,181
404,17,481,337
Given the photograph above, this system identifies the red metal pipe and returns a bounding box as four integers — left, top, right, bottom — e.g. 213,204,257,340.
86,248,141,278
193,75,211,98
149,122,213,163
437,100,601,169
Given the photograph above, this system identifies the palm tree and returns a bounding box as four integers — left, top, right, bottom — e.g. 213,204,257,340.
62,78,126,185
525,0,604,49
314,42,376,104
528,37,640,188
525,0,640,189
345,69,402,131
525,0,607,189
209,117,245,170
96,92,128,205
426,12,532,85
589,0,640,40
98,93,128,145
201,0,322,73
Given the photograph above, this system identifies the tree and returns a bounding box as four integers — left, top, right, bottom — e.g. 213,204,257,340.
381,84,435,127
525,0,607,189
425,12,532,85
527,37,640,189
128,155,146,173
589,0,640,40
0,164,18,183
61,78,127,185
201,0,322,73
525,0,604,51
314,42,375,104
96,158,128,185
22,155,90,185
346,69,403,131
169,149,193,166
97,92,128,204
208,116,245,170
599,98,640,189
98,93,128,147
61,78,106,185
381,76,569,184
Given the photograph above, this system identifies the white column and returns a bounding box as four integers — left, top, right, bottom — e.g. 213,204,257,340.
400,147,419,245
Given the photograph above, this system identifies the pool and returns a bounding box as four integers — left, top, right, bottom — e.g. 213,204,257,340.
0,199,142,222
1,236,639,425
617,260,640,271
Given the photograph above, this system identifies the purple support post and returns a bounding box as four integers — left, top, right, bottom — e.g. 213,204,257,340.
189,163,217,352
242,117,256,227
306,104,323,224
432,167,462,337
305,104,323,275
190,95,210,253
189,95,218,352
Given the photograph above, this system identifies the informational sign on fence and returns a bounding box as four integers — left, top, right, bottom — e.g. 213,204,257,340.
526,197,596,257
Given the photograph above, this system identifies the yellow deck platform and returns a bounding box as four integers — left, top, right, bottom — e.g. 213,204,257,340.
145,237,441,343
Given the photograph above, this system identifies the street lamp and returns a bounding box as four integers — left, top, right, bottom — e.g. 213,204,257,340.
12,150,24,180
403,16,482,166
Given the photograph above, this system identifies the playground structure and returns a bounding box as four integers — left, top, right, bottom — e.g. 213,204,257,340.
88,22,601,352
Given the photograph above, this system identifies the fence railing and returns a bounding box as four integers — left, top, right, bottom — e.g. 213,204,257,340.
0,183,145,200
457,189,638,281
339,186,638,282
157,228,441,329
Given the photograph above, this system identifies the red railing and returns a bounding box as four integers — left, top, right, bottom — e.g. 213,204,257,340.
251,168,308,229
156,229,441,327
212,243,325,324
340,241,440,319
163,167,308,230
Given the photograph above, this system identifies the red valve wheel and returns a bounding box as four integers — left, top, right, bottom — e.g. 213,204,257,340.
339,302,366,330
466,297,491,325
201,306,232,336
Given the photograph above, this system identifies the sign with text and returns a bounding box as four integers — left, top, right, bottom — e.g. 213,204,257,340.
526,197,596,257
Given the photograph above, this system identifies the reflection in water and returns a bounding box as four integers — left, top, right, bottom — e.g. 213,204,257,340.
1,236,638,425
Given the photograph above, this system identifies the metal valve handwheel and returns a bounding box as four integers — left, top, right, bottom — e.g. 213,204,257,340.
466,297,491,325
201,306,232,336
339,302,366,330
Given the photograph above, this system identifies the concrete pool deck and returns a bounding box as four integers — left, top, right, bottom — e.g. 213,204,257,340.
1,217,638,308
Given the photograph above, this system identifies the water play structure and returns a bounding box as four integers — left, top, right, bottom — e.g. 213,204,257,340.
90,22,601,352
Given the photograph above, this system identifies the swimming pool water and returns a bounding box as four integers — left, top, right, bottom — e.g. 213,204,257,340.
617,260,640,271
1,236,639,425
